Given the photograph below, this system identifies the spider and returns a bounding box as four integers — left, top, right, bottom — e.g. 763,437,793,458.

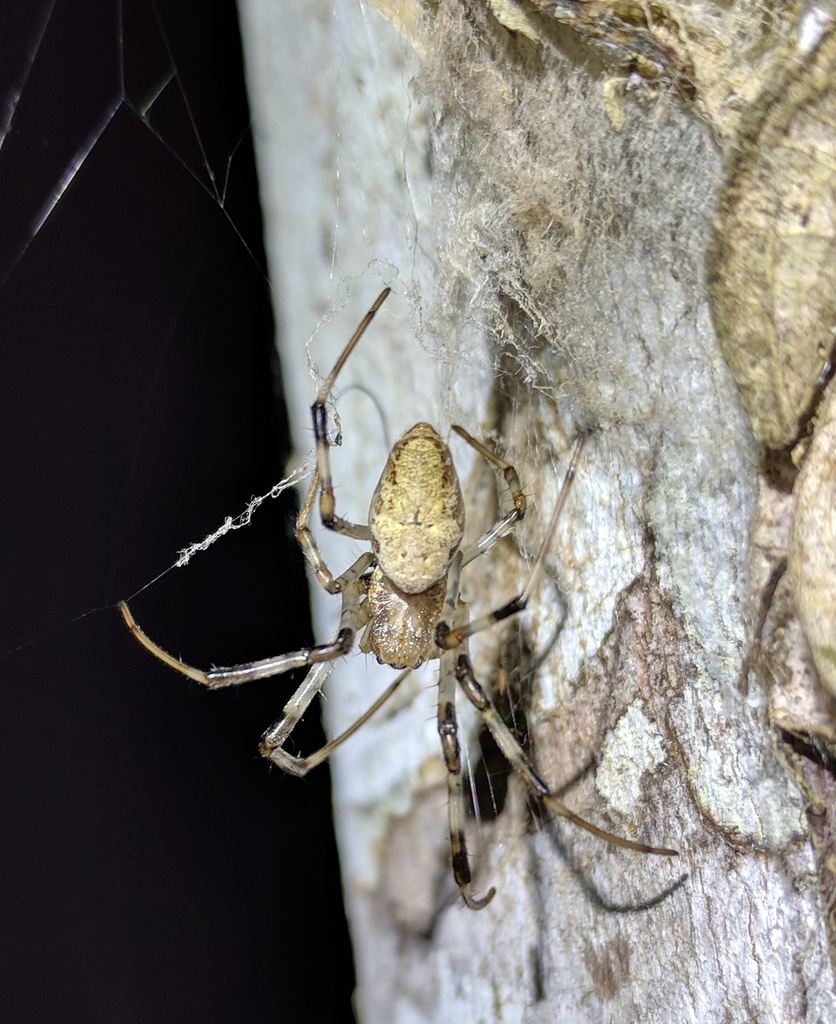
120,287,676,909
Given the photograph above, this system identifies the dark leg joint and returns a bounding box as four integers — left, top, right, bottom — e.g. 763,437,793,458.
438,699,456,729
335,627,353,653
494,594,527,623
438,701,460,771
312,402,328,443
451,839,472,886
456,656,489,710
319,491,338,530
528,771,550,799
309,628,352,662
441,734,460,773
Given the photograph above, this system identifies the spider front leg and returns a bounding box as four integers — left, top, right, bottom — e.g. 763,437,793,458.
311,287,390,538
438,610,497,908
295,468,373,593
119,552,372,688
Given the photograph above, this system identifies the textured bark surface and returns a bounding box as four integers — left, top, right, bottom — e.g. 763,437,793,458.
239,1,836,1021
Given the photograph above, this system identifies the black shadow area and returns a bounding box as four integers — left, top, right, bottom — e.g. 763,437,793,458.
0,3,355,1022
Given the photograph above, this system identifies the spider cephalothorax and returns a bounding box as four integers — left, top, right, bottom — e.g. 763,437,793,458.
120,287,676,909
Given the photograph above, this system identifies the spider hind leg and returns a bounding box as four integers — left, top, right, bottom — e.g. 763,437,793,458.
455,652,678,857
438,641,497,910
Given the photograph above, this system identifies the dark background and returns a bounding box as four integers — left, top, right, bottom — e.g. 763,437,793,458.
0,2,355,1020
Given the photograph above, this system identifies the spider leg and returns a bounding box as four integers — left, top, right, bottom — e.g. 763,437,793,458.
454,651,677,856
452,423,527,517
439,645,497,909
460,508,526,569
119,553,371,687
438,434,586,650
261,667,411,776
311,288,390,537
296,468,374,593
436,554,496,910
453,424,527,570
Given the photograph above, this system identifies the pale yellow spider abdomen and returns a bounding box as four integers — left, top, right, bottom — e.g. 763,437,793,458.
369,422,464,595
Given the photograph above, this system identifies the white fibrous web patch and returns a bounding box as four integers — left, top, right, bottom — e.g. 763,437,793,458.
174,458,312,569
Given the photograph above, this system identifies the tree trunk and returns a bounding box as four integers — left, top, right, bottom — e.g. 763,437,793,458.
238,1,836,1021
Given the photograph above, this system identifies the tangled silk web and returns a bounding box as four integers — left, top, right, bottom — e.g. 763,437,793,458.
175,458,313,568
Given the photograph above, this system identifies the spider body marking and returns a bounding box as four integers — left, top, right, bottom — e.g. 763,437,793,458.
120,286,677,911
369,421,464,595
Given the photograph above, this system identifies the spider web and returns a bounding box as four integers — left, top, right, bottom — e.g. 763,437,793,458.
0,3,355,1021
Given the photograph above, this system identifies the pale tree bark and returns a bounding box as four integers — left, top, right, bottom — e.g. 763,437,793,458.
238,1,836,1021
